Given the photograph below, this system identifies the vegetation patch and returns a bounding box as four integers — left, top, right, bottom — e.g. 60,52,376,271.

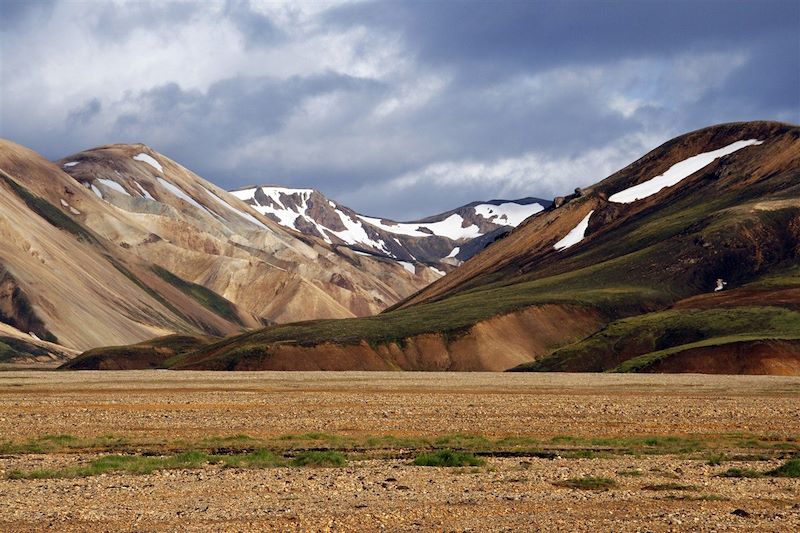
7,451,212,479
0,170,100,247
412,450,485,467
515,306,800,373
552,477,617,490
220,449,284,469
5,449,291,480
718,467,762,478
290,451,347,467
1,432,796,463
151,266,243,326
767,458,800,478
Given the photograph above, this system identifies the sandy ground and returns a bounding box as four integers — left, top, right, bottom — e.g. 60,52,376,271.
0,371,798,532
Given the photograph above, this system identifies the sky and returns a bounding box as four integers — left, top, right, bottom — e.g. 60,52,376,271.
1,0,798,219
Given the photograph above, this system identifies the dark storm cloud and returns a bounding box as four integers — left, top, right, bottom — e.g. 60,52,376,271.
0,0,797,218
326,0,797,73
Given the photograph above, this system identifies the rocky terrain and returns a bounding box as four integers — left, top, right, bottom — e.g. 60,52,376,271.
0,371,798,532
231,185,548,267
73,121,799,373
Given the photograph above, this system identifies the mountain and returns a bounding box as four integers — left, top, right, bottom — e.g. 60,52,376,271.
67,121,799,373
0,139,441,359
0,140,254,354
230,186,548,267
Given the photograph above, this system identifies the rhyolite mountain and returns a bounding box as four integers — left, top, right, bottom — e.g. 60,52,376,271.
229,186,548,267
66,121,800,374
0,140,451,361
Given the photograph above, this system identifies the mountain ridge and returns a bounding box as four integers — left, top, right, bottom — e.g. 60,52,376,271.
229,185,549,266
64,120,800,373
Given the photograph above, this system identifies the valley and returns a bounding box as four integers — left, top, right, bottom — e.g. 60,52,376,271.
0,371,798,532
1,121,798,373
65,121,800,374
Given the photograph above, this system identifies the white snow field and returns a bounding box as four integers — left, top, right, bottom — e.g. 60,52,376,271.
202,186,269,230
133,153,164,173
473,201,544,226
554,210,594,251
358,213,482,240
232,186,393,254
609,139,763,203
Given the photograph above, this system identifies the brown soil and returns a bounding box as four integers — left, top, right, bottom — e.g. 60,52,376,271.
644,339,800,375
0,372,798,531
176,304,604,371
674,287,800,311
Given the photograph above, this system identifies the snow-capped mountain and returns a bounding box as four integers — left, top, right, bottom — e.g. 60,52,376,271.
229,186,550,267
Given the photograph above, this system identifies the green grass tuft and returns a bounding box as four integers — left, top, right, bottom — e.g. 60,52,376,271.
290,451,347,467
412,450,485,467
767,458,800,478
717,467,762,478
221,449,284,469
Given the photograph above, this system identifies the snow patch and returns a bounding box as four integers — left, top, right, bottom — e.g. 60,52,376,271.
398,261,416,274
358,213,482,240
132,181,155,200
96,178,131,197
473,202,544,226
202,186,269,230
156,177,209,213
235,186,396,254
62,161,79,168
609,139,763,203
430,267,446,277
133,153,164,173
58,198,80,214
236,187,306,231
446,246,460,258
90,184,103,199
554,210,594,251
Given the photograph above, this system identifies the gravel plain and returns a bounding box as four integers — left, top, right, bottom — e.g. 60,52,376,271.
0,371,798,532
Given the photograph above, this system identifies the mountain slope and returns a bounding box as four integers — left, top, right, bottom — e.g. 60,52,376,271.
230,186,548,267
68,121,799,373
0,141,253,352
55,143,439,323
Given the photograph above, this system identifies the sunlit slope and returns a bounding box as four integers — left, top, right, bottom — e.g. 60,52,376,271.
64,121,800,372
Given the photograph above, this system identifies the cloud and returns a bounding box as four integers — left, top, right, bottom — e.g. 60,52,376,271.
0,0,797,219
67,98,102,126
